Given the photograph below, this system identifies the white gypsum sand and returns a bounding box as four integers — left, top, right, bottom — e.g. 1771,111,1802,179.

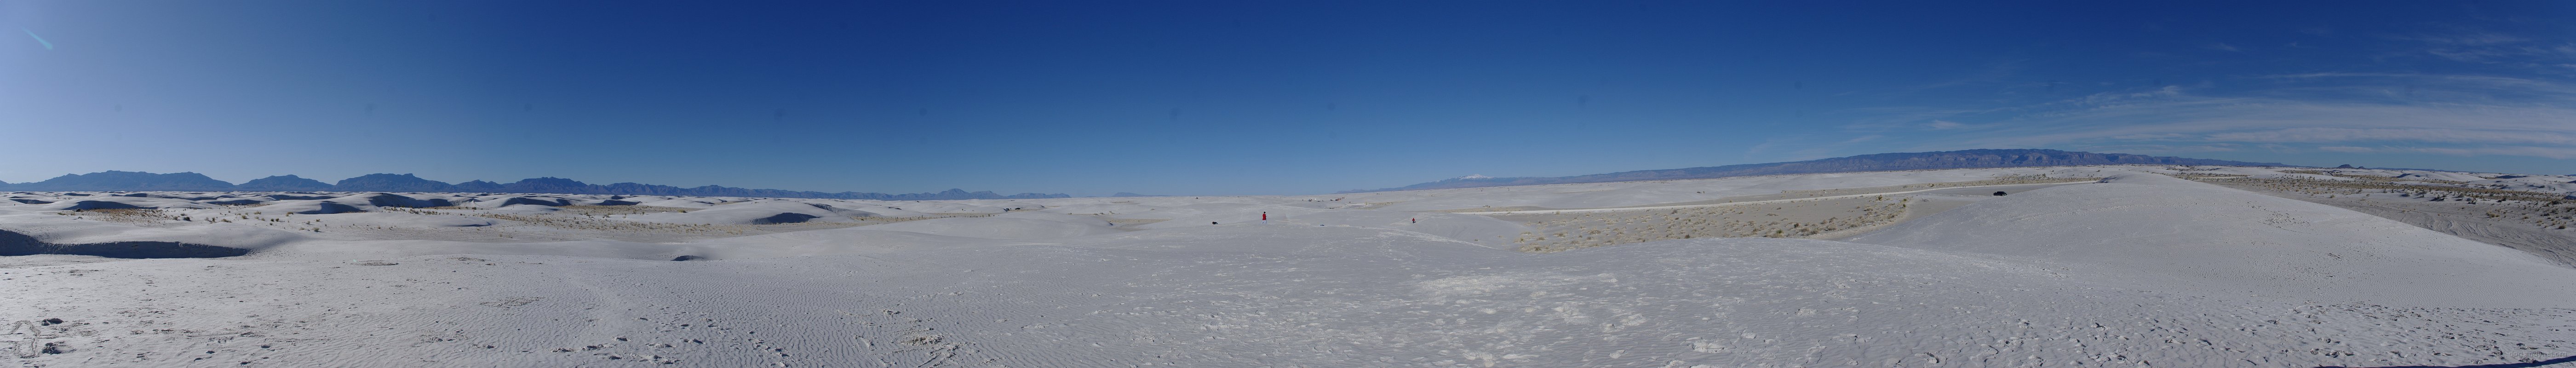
2,165,2574,367
2203,174,2576,266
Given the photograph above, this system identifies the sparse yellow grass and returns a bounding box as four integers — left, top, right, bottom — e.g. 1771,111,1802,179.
57,208,191,226
2165,173,2240,178
2205,176,2576,230
558,206,695,216
1808,175,2099,194
469,213,765,235
1107,218,1167,227
1511,197,1910,253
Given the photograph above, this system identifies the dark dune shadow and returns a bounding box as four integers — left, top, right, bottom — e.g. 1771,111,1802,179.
0,228,250,259
2318,354,2576,368
752,213,820,224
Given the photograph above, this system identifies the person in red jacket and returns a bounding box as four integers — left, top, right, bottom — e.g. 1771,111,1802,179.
1261,212,1268,225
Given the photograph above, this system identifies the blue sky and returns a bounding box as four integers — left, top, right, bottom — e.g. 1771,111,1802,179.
3,1,2571,196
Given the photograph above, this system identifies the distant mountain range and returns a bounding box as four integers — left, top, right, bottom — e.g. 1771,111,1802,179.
0,172,1070,200
1342,149,2295,193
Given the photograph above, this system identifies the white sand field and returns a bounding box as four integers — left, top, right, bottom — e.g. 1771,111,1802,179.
6,165,2576,367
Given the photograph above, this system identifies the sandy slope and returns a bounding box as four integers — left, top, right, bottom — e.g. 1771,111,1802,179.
2208,179,2576,267
7,166,2576,367
1852,174,2576,308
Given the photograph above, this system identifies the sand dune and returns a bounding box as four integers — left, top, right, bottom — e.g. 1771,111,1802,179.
1853,173,2576,307
6,165,2574,367
853,216,1123,240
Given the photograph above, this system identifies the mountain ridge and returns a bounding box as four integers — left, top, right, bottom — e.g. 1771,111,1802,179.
0,172,1070,200
1342,149,2296,193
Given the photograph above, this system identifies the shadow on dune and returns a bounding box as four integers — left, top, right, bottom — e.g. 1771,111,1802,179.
0,228,249,259
752,213,820,224
2318,354,2576,368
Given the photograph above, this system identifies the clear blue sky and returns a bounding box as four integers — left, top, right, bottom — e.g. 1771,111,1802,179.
4,1,2571,196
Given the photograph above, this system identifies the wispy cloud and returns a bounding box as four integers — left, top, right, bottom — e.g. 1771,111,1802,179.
1822,73,2576,161
2390,33,2529,46
1769,25,2576,166
22,29,51,50
2313,145,2576,159
2203,127,2576,145
2076,85,2184,105
2383,31,2576,68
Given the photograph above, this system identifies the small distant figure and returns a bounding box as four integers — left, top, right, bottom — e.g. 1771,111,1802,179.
1261,212,1268,224
1410,218,1417,224
1993,191,2008,196
1211,221,1218,224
